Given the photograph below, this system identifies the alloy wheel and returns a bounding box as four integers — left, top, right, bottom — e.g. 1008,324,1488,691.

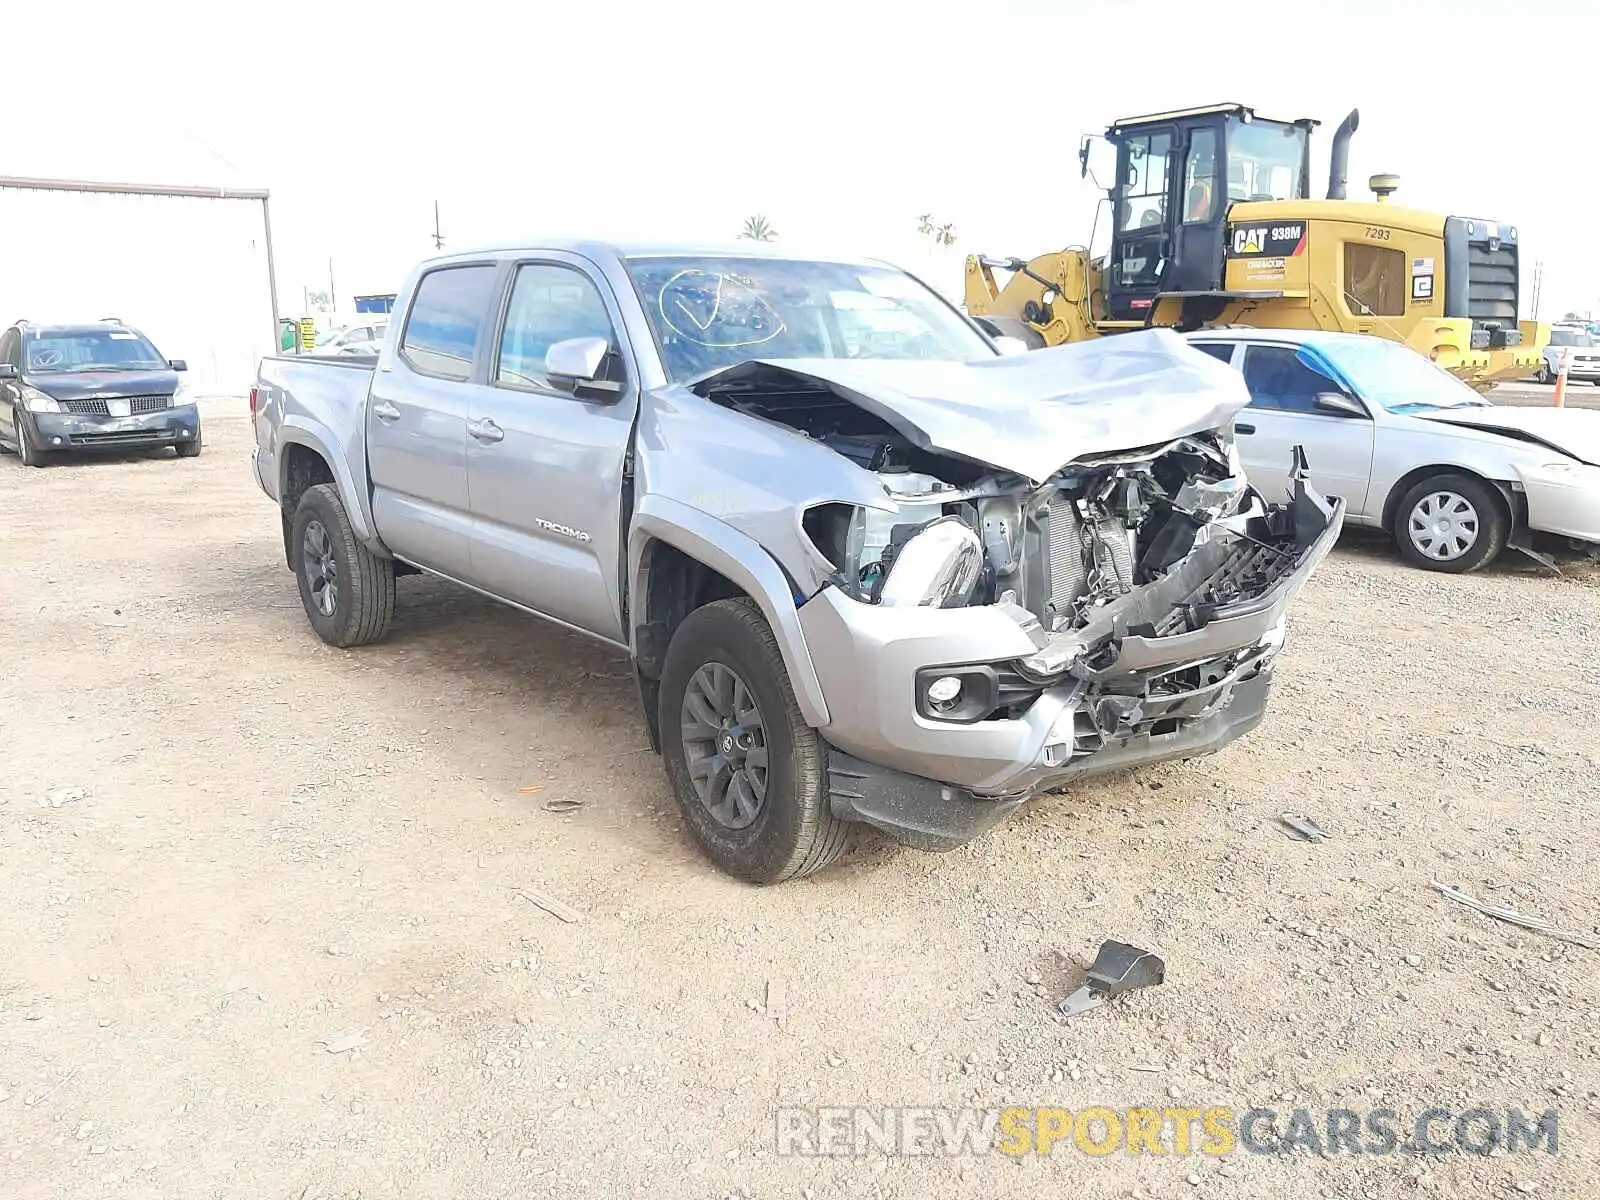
679,661,769,830
301,518,340,617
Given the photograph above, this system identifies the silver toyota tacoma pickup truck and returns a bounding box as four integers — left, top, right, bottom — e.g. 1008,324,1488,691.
251,242,1343,883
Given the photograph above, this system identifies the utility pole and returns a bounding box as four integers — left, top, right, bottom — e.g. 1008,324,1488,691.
328,258,336,315
432,199,444,250
1530,258,1544,322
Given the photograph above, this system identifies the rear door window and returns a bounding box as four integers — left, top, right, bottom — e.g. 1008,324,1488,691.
400,265,499,381
1191,341,1236,366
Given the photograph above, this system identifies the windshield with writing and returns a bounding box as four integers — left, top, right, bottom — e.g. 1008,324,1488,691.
1309,337,1488,413
1227,120,1306,202
25,331,166,373
625,256,994,382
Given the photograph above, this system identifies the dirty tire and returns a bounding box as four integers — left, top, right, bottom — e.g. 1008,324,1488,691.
1393,472,1507,574
659,597,849,884
1538,363,1553,384
14,414,47,467
291,483,394,647
174,428,202,458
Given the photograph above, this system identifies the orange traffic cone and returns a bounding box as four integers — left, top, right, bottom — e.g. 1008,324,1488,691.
1554,348,1570,408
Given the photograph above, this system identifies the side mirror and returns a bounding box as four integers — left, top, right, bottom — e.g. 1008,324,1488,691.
168,359,188,372
1314,391,1364,417
545,336,620,399
993,335,1031,357
0,363,17,379
1078,135,1091,179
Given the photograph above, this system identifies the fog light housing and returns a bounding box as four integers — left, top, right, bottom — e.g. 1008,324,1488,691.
914,664,1045,724
926,675,963,712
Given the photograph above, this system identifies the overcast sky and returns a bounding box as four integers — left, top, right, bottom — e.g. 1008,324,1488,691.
6,0,1594,320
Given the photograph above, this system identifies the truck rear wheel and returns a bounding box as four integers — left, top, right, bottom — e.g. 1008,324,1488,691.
291,483,394,647
659,598,849,884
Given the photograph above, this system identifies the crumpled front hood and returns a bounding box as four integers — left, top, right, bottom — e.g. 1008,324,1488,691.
25,368,179,401
685,329,1252,482
1415,405,1600,467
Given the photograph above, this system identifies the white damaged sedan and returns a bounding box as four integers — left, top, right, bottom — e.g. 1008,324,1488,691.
1187,328,1600,572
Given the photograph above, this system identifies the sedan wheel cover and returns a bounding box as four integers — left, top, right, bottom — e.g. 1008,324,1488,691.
1408,490,1480,561
302,518,340,617
680,661,769,831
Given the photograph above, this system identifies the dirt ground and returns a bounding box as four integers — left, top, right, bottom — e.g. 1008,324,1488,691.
3,404,1598,1200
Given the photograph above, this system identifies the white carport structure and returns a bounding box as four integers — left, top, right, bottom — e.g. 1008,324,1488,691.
0,176,279,398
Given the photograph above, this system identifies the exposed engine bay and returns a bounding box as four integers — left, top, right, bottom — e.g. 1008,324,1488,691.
698,363,1342,749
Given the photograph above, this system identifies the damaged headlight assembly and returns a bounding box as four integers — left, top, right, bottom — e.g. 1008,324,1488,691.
874,516,984,607
833,476,986,609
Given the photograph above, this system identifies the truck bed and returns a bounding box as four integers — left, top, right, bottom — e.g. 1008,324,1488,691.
252,354,380,545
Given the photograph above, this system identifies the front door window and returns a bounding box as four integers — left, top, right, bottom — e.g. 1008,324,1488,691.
1241,345,1330,412
1117,132,1172,233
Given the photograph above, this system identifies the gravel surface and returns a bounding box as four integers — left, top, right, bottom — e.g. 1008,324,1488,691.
2,406,1598,1199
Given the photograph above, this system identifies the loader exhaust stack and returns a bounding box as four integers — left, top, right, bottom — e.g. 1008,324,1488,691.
1326,109,1360,200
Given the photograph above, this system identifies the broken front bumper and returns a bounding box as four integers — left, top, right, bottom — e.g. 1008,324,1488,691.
799,488,1345,850
30,403,200,452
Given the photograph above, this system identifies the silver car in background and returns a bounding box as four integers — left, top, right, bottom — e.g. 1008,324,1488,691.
1538,325,1600,385
312,319,388,357
1189,328,1600,571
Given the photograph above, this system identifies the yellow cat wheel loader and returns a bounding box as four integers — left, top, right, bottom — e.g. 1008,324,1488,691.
964,103,1547,386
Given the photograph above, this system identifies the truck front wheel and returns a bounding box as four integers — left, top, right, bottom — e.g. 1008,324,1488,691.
659,598,849,884
290,483,395,647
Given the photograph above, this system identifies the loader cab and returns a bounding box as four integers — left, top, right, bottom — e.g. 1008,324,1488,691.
1100,104,1315,323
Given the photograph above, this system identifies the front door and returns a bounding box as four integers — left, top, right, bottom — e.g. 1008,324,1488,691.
0,329,20,444
464,258,637,643
1106,126,1175,321
1234,343,1376,513
1166,123,1227,295
366,262,499,580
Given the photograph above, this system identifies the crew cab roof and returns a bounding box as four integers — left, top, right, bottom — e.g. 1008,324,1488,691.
417,238,889,271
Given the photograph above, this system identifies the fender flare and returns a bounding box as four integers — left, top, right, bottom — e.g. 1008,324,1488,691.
277,416,382,549
629,495,831,728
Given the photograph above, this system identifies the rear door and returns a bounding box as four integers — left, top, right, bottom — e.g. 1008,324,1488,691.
1235,342,1376,512
464,256,638,642
366,263,499,579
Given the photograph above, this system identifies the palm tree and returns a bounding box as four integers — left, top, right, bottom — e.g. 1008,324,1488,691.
739,214,777,242
917,213,956,247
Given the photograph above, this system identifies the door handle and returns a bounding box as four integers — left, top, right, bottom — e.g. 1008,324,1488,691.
1235,423,1256,435
468,417,505,444
372,400,401,422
